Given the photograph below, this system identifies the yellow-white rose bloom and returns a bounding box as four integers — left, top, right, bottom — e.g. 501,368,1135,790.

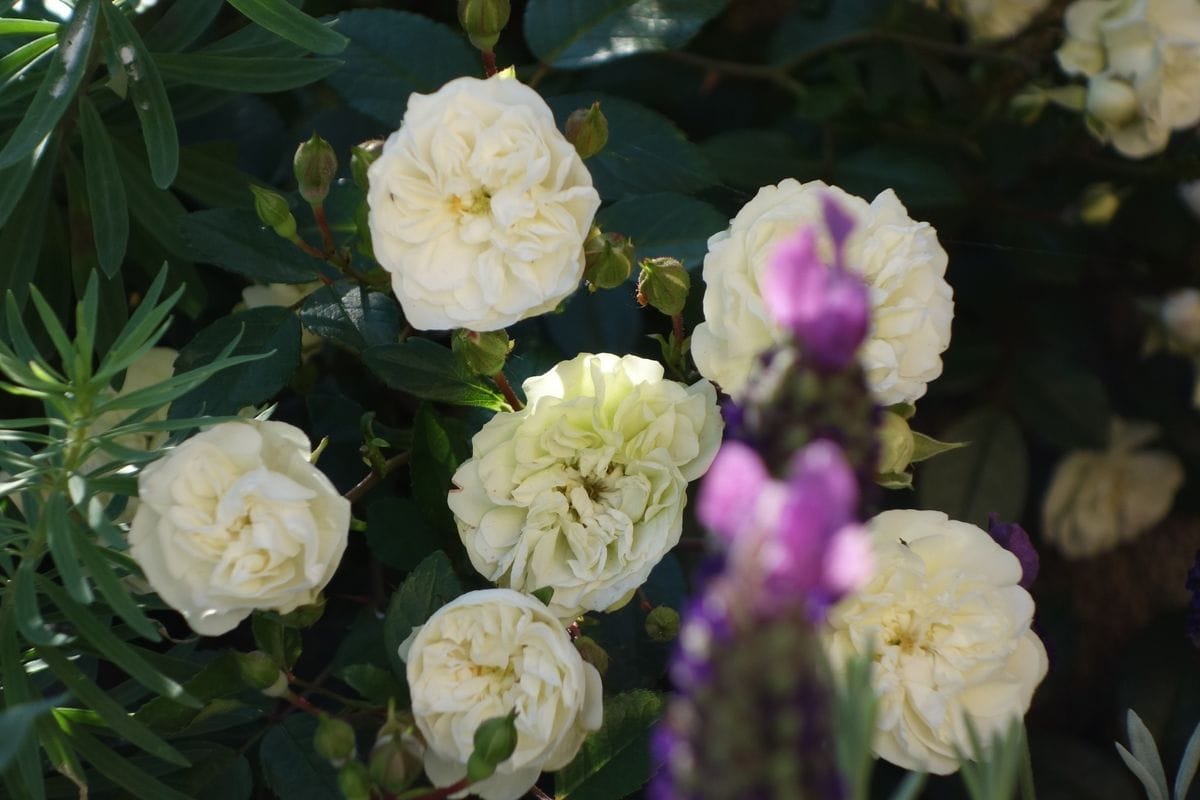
87,346,179,460
824,510,1048,775
128,420,350,636
448,354,723,620
691,179,953,405
402,589,603,800
366,75,601,332
960,0,1051,39
1042,418,1183,558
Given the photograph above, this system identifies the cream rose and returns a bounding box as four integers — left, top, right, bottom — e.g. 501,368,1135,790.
1041,418,1183,558
960,0,1051,39
691,179,953,406
87,346,179,461
824,510,1048,775
402,589,603,800
366,75,601,332
128,420,350,636
448,353,722,620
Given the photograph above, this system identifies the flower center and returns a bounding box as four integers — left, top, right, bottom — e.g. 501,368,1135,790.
449,190,491,216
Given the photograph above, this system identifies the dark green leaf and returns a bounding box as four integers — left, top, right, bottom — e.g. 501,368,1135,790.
299,282,401,352
44,494,91,605
832,145,964,209
168,744,253,800
226,0,349,55
337,663,403,705
383,550,462,681
74,530,160,641
77,97,129,277
768,0,894,64
64,722,194,800
0,137,56,309
135,654,245,733
363,339,506,409
0,146,36,229
170,306,302,418
596,192,727,270
542,282,643,358
702,129,819,191
366,497,442,571
917,407,1029,528
175,144,257,210
13,560,69,647
0,609,48,800
524,0,729,68
1013,355,1111,450
144,0,224,52
0,695,61,773
153,52,343,93
259,715,342,800
100,2,179,189
410,403,461,534
326,9,476,126
178,207,327,283
112,138,190,259
0,0,97,169
548,93,716,200
555,690,665,799
0,32,55,87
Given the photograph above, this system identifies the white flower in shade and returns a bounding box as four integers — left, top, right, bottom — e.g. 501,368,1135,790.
88,347,179,458
691,179,953,405
128,420,350,635
402,589,603,800
1161,287,1200,351
823,509,1049,775
1042,418,1183,558
960,0,1051,39
239,281,323,357
366,75,601,332
448,353,723,620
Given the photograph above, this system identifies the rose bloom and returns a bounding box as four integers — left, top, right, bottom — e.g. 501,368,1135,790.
87,346,178,459
128,420,350,636
402,589,603,800
823,510,1048,775
1042,418,1183,558
367,75,601,332
691,179,953,406
960,0,1051,39
448,353,723,620
1161,287,1200,352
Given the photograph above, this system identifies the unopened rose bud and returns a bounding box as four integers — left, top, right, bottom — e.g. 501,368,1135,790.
1009,86,1047,125
877,411,915,475
583,228,634,289
249,185,298,242
457,0,510,52
1087,76,1139,127
314,715,357,767
645,605,681,642
337,760,371,800
452,328,513,376
574,636,610,675
1079,182,1121,226
368,734,423,794
565,102,609,159
294,133,338,206
467,710,518,781
637,257,690,316
350,140,383,191
233,650,289,696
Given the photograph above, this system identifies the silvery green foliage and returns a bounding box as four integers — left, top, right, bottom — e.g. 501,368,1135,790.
954,717,1032,800
1115,709,1200,800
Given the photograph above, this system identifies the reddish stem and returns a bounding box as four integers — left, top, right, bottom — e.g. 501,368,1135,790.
483,50,498,77
343,452,411,505
492,372,524,411
671,313,686,344
637,588,654,613
313,204,336,255
293,236,326,260
284,691,322,717
412,778,471,800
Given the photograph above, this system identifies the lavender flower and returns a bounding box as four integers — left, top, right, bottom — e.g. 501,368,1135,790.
1187,550,1200,648
987,512,1040,590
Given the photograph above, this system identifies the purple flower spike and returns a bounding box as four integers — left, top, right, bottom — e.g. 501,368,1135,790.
1186,550,1200,648
697,441,769,541
987,513,1040,590
820,193,856,266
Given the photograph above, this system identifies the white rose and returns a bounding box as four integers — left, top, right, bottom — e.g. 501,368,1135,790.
366,75,601,332
1041,418,1183,558
1181,179,1200,219
448,353,723,620
128,419,350,635
960,0,1051,39
403,589,603,800
1161,287,1200,351
823,509,1048,775
239,282,323,357
691,179,953,406
87,346,179,460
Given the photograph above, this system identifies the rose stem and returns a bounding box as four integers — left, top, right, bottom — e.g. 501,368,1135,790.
293,236,326,260
344,452,411,504
637,588,654,613
313,204,336,255
482,50,498,77
410,778,471,800
530,788,553,800
492,371,524,411
283,691,323,717
672,313,685,344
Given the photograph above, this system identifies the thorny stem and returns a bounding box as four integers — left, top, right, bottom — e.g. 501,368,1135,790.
313,204,336,255
492,371,524,411
483,50,498,77
344,452,411,505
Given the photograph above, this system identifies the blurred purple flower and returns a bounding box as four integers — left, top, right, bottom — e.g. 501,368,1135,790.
987,512,1040,590
696,441,768,541
821,193,856,264
1186,550,1200,648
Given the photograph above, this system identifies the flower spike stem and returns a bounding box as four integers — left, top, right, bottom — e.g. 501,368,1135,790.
483,50,498,77
492,371,524,410
313,204,336,255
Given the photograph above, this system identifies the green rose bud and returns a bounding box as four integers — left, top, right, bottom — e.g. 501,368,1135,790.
574,636,610,676
452,328,513,376
645,605,681,642
249,185,298,242
637,257,691,317
368,734,423,794
457,0,510,52
314,715,357,767
233,650,289,697
583,228,634,290
466,710,518,781
877,411,915,475
294,132,338,206
337,760,371,800
564,101,609,159
1079,182,1121,226
350,140,383,191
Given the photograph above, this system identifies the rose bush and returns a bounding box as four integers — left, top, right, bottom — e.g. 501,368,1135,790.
448,353,723,619
367,75,601,332
402,589,603,800
128,419,350,636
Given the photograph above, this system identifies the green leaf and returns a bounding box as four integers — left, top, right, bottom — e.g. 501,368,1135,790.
13,559,70,647
916,407,1028,529
112,138,189,260
74,530,160,641
1122,710,1170,800
0,137,56,309
702,129,819,192
0,145,36,229
175,144,257,210
144,0,225,52
0,609,48,800
337,663,404,705
0,20,58,35
548,93,716,200
44,494,92,605
410,403,461,533
167,743,253,800
135,654,245,733
170,306,302,418
1013,354,1111,450
596,192,727,270
768,0,894,64
888,772,928,800
363,339,506,410
524,0,730,68
77,97,129,277
554,690,665,799
326,9,476,126
63,720,194,800
100,2,179,189
259,715,343,800
1175,718,1200,800
909,431,968,463
178,207,327,283
153,52,344,93
299,282,401,352
383,550,462,682
0,0,97,170
0,695,61,772
543,281,643,358
226,0,349,55
832,145,964,210
366,497,442,572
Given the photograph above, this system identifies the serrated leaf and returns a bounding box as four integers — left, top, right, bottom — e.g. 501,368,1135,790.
299,282,401,352
363,339,506,409
555,690,665,799
383,551,462,682
226,0,348,55
326,9,476,125
166,743,253,800
547,93,715,200
524,0,730,69
595,192,727,270
910,431,968,463
153,52,343,93
410,403,462,536
259,714,343,800
178,207,327,283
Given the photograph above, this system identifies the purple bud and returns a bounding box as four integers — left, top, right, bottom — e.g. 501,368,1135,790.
821,193,856,264
987,513,1040,590
696,442,768,541
1186,550,1200,648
